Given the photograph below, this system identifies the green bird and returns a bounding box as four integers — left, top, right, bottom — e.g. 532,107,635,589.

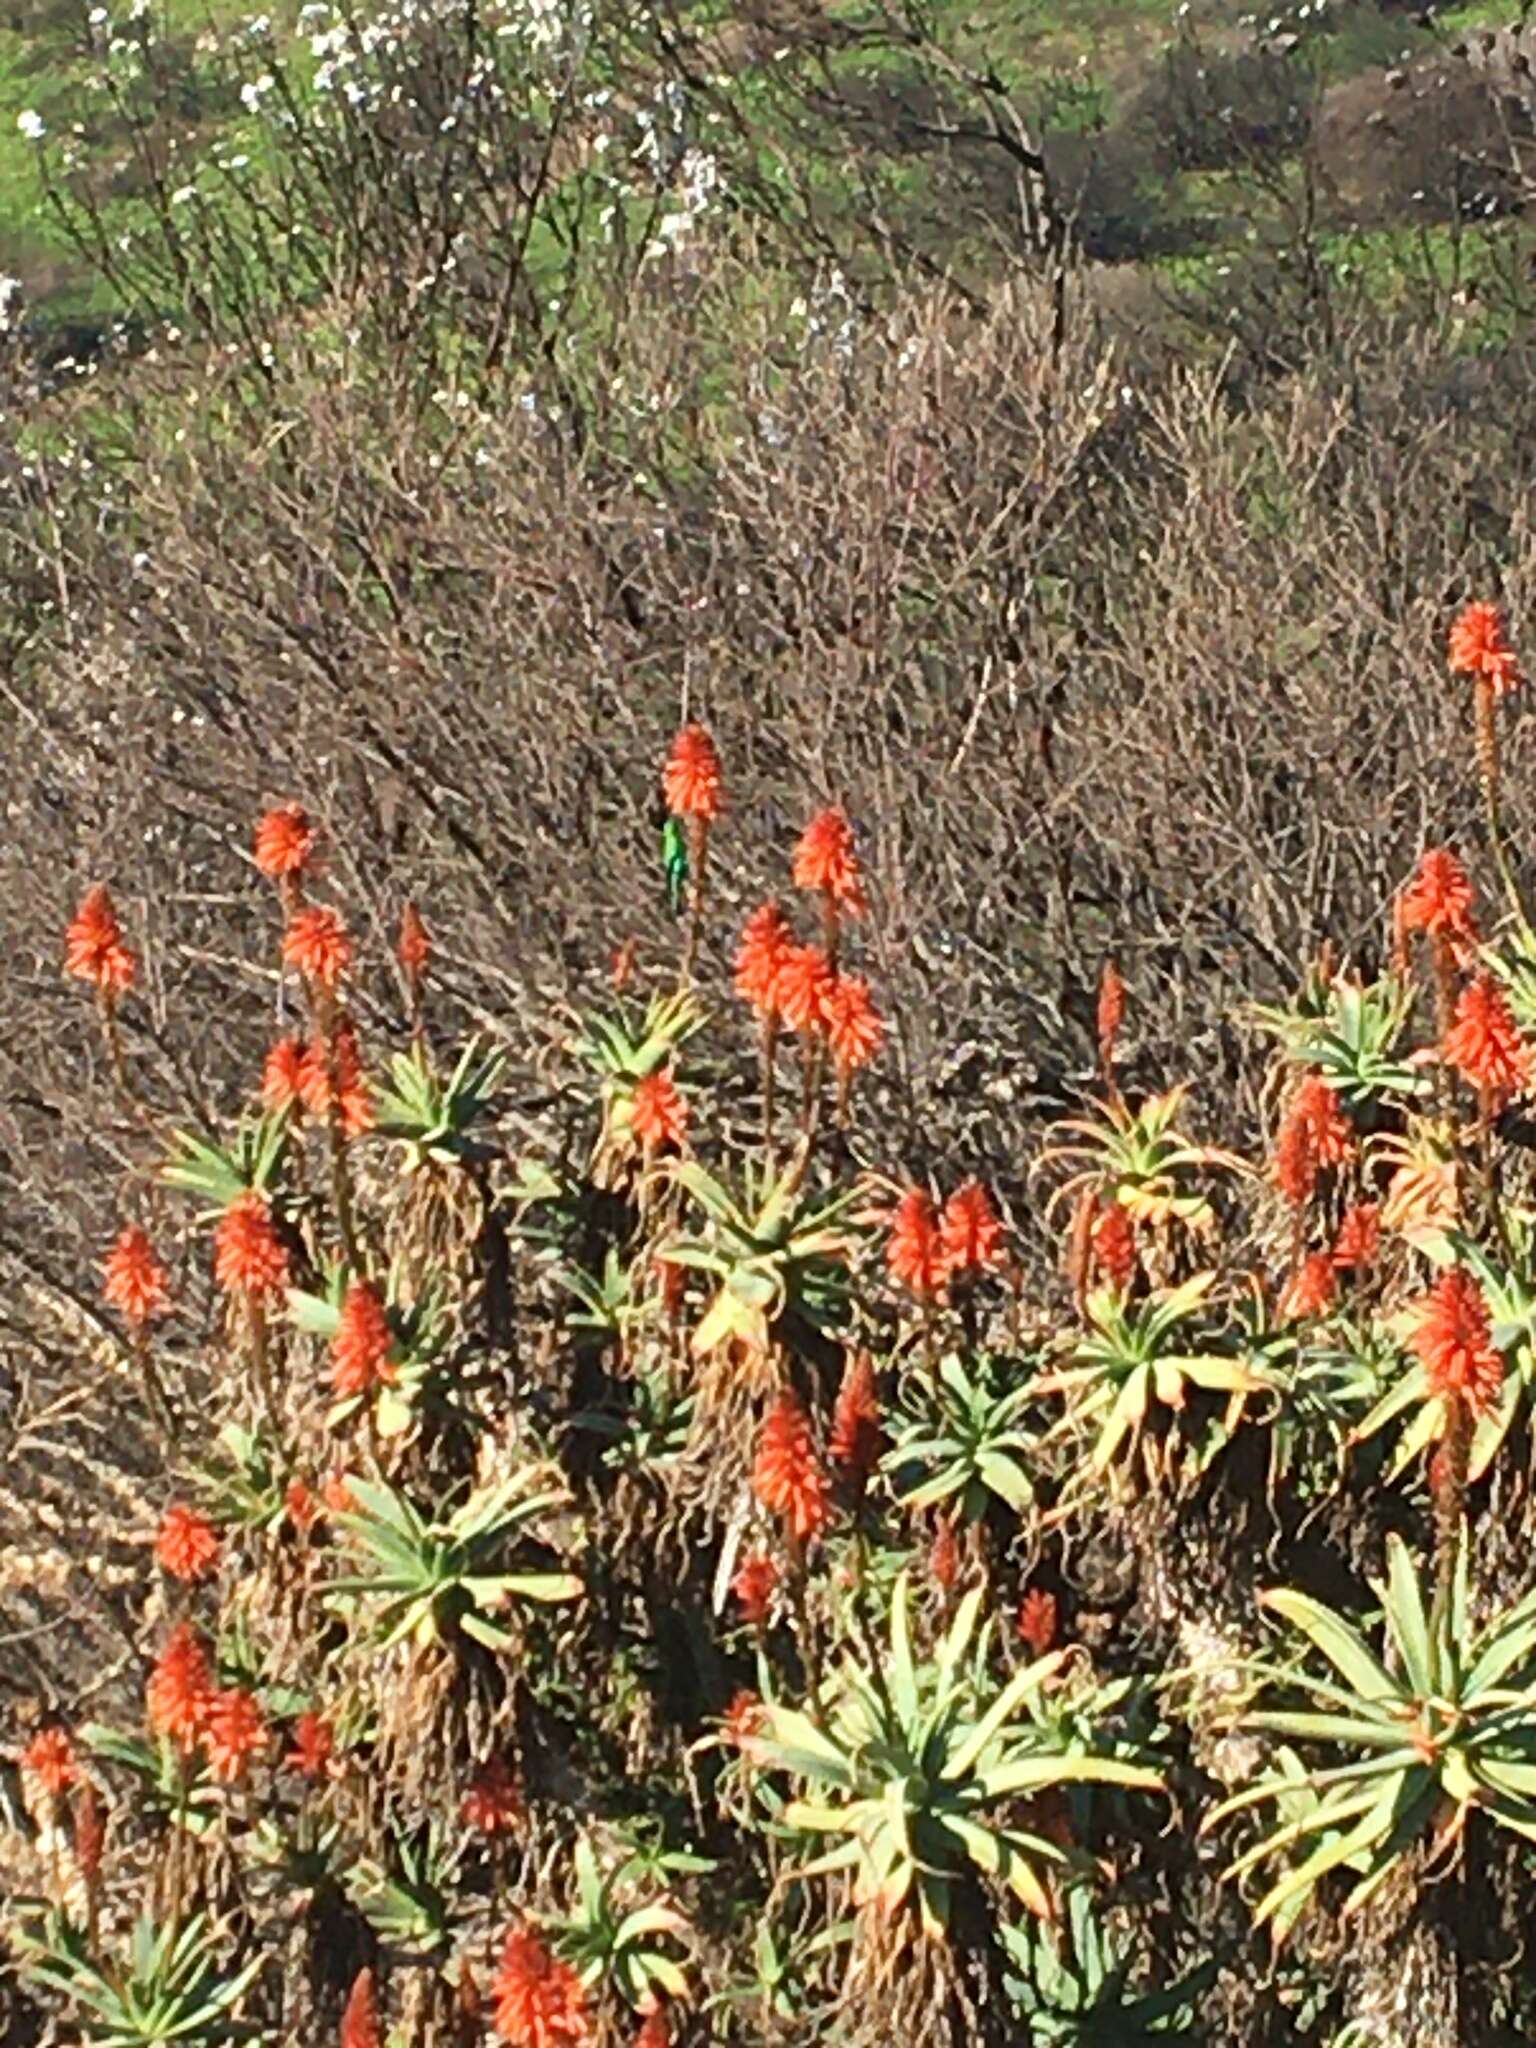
661,816,689,916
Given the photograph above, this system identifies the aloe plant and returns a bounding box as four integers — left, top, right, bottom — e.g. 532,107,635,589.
885,1350,1038,1520
708,1911,849,2030
570,990,704,1158
1037,1275,1265,1487
1482,924,1536,1042
1208,1536,1536,1939
1042,1086,1240,1230
746,1572,1163,1934
665,1154,861,1363
15,1910,261,2045
571,990,704,1086
1251,1305,1393,1497
1250,975,1428,1109
162,1112,289,1211
553,1834,697,2013
78,1728,221,1839
1370,1116,1459,1249
1002,1884,1215,2042
288,1259,451,1439
1353,1220,1530,1484
374,1038,505,1170
327,1471,582,1651
551,1247,649,1357
570,1364,694,1476
197,1421,290,1534
349,1821,460,1958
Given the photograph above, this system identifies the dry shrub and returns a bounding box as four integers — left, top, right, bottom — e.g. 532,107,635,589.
5,215,1536,1742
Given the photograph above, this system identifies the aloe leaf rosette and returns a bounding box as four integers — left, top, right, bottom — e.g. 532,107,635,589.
744,1573,1163,1938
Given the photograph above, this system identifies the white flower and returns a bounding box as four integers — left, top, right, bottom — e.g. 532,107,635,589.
16,110,46,141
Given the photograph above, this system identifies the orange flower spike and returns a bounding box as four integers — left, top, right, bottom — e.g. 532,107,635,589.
631,1068,689,1152
213,1192,289,1300
1018,1589,1059,1656
253,803,315,879
753,1390,832,1547
633,2010,670,2048
1399,848,1478,942
295,1038,329,1120
72,1779,105,1882
653,1255,686,1318
1332,1202,1381,1271
1065,1188,1097,1310
823,974,884,1073
1449,600,1521,697
285,1479,321,1534
283,905,352,989
731,1550,779,1625
734,902,794,1015
340,1968,382,2048
941,1181,1005,1277
103,1225,170,1327
398,901,431,978
333,1019,372,1133
287,1711,336,1781
462,1757,525,1837
886,1187,947,1298
1444,975,1530,1100
331,1280,396,1398
262,1036,308,1115
792,806,866,915
21,1726,77,1797
1271,1112,1318,1210
662,723,724,822
774,943,835,1037
828,1351,882,1487
203,1687,267,1784
1090,1202,1137,1293
297,1021,373,1137
721,1689,766,1750
929,1517,960,1592
1279,1250,1337,1323
1291,1072,1355,1167
65,884,137,994
1408,1266,1504,1415
1096,959,1125,1072
491,1924,589,2048
146,1623,213,1749
323,1470,357,1516
156,1503,221,1583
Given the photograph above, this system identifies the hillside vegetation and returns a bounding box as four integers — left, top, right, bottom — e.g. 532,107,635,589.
7,3,1536,2047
